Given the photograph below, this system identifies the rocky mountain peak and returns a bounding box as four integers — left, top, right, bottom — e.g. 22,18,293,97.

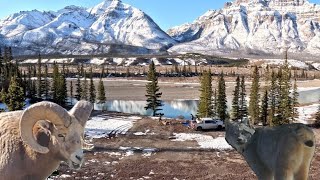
0,0,175,56
168,0,320,58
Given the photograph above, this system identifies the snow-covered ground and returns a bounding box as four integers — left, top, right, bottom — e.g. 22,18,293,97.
296,104,319,124
85,114,232,150
85,115,141,138
172,133,232,150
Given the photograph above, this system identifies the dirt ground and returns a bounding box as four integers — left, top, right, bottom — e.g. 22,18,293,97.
50,114,320,180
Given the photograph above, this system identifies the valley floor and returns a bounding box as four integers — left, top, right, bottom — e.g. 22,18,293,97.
98,77,320,101
49,112,320,180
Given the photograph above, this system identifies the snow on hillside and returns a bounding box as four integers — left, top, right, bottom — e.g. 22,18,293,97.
0,0,176,55
168,0,320,57
261,59,309,69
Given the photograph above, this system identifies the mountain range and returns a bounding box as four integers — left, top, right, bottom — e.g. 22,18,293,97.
0,0,320,60
0,0,175,56
168,0,320,58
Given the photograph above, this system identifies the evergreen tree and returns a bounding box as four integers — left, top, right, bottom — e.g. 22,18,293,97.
217,72,228,121
269,70,279,126
249,66,260,125
197,70,213,118
44,64,50,100
3,76,25,111
70,81,74,105
260,89,269,126
100,65,105,78
97,79,106,103
75,73,82,101
51,63,59,101
56,72,67,106
212,89,218,118
231,76,240,121
292,78,299,121
89,68,96,104
145,61,163,117
36,54,42,98
182,64,187,76
278,53,292,124
0,48,3,87
126,67,130,77
239,76,248,120
81,72,88,100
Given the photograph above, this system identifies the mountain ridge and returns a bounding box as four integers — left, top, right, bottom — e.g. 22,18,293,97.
168,0,320,58
0,0,176,56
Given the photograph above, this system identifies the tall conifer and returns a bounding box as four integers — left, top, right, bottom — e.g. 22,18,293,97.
249,66,260,125
217,72,227,121
231,76,240,121
197,70,213,118
145,61,163,117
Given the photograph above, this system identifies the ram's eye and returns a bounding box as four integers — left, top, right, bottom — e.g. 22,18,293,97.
58,134,66,138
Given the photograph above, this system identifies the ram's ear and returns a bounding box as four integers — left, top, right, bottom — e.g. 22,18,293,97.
32,120,53,148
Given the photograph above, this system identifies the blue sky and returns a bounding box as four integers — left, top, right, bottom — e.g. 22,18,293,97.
0,0,319,30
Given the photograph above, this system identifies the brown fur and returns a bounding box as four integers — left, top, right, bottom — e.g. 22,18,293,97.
0,112,61,180
226,122,315,180
0,101,93,180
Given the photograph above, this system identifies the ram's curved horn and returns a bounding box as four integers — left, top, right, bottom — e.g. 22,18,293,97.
20,101,71,154
69,101,93,127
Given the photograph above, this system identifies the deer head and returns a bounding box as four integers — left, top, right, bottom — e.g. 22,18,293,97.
225,118,255,154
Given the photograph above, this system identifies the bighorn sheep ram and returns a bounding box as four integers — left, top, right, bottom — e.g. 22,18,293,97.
0,101,93,180
225,119,315,180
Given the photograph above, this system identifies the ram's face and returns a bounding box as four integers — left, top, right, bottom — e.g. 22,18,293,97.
21,101,93,170
53,119,85,170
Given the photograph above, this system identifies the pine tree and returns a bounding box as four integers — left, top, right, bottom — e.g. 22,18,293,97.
145,61,163,117
126,67,130,77
231,76,240,121
36,54,42,98
70,81,74,105
292,78,299,121
51,63,59,101
260,89,268,126
97,79,106,103
278,52,292,124
249,66,260,125
75,72,82,101
81,72,88,100
269,70,279,126
0,48,3,87
197,70,213,118
212,89,218,118
3,76,25,111
44,64,50,100
56,72,67,106
89,68,96,104
100,65,105,78
217,72,228,121
239,76,248,121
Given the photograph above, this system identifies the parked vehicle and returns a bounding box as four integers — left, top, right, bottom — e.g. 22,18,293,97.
194,118,225,131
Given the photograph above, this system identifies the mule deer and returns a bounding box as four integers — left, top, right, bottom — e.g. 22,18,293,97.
225,119,315,180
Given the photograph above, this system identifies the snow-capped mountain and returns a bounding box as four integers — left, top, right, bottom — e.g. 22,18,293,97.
168,0,320,58
0,0,176,56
